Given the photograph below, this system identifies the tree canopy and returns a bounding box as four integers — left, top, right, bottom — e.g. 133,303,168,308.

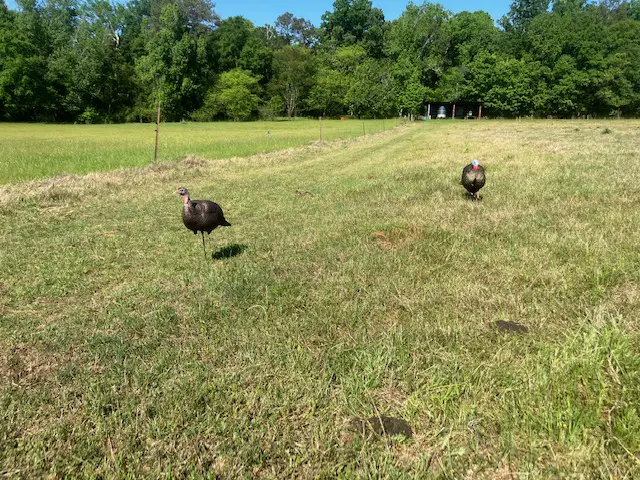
0,0,639,121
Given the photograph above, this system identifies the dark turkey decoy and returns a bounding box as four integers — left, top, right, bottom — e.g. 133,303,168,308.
461,159,486,200
177,187,231,258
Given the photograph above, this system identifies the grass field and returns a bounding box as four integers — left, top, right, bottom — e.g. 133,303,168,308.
1,120,640,478
0,119,394,184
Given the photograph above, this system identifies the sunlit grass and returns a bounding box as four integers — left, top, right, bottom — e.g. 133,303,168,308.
0,118,397,184
1,120,640,477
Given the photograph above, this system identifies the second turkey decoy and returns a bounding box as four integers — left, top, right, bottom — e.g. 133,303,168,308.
461,159,486,200
177,187,231,258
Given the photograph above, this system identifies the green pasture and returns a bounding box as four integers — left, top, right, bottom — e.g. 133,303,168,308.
0,119,396,184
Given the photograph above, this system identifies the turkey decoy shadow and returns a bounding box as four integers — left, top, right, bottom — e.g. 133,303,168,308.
212,243,248,260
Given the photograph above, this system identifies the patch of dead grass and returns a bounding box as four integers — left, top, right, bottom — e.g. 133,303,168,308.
370,224,423,250
0,343,73,389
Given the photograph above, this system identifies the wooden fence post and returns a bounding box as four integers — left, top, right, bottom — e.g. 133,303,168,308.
154,100,161,163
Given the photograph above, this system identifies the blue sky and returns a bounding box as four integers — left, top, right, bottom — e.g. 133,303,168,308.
215,1,512,25
5,1,512,24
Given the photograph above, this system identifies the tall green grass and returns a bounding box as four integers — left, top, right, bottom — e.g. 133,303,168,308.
0,118,396,184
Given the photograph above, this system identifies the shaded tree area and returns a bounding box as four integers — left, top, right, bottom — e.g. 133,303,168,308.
1,0,639,122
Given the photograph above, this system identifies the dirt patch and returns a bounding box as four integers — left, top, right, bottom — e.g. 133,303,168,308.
609,282,640,308
372,230,394,249
371,225,422,249
370,385,410,411
1,344,67,388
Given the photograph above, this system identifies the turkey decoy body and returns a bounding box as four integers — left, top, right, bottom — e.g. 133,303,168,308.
177,187,231,258
461,159,486,200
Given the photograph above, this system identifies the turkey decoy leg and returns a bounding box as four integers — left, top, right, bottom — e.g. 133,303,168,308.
200,231,207,259
208,234,215,258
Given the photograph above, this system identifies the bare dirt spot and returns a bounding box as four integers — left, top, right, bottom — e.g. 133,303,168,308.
1,344,67,388
371,385,410,411
609,282,640,308
372,230,394,249
371,225,422,249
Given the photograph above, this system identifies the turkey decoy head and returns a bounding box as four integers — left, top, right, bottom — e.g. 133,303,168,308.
177,187,189,198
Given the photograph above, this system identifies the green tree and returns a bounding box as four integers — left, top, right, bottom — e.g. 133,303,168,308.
551,0,586,15
135,0,215,120
306,45,365,116
275,12,317,47
397,72,427,115
431,66,466,103
196,68,261,121
345,58,396,117
270,46,315,117
307,68,348,117
385,2,451,86
466,51,542,116
213,16,253,71
1,0,639,122
0,0,53,120
444,11,498,66
501,0,550,33
320,0,386,56
599,19,640,115
238,30,273,83
630,0,640,20
43,0,135,121
0,1,17,118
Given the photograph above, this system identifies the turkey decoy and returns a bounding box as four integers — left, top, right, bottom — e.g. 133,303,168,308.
177,187,231,258
461,159,486,200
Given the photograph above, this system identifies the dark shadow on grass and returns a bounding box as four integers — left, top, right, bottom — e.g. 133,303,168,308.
495,320,528,333
350,416,413,439
212,244,248,260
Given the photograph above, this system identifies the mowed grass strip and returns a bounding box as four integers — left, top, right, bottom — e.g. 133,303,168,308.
1,120,640,478
0,119,395,184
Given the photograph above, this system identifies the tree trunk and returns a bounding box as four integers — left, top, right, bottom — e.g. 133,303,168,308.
285,84,299,118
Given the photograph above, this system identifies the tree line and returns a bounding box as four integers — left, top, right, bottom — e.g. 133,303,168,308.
1,0,639,122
